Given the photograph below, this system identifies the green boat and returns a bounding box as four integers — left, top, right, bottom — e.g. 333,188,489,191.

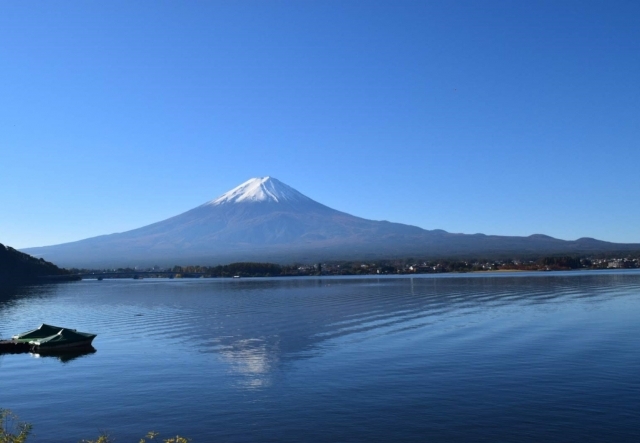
12,324,67,342
30,328,97,350
12,324,96,350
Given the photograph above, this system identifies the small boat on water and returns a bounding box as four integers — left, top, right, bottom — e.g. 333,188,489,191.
29,328,97,350
7,323,96,351
12,323,68,342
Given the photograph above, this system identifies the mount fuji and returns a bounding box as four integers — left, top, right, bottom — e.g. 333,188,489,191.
22,177,640,268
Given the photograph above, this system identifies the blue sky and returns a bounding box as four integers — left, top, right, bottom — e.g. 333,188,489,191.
2,1,639,249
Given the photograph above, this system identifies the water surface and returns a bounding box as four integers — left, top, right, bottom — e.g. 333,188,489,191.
1,271,640,442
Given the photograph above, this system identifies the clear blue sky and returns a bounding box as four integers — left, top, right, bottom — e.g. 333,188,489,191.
2,1,639,249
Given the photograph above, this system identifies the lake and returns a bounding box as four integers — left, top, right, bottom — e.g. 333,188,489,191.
1,271,640,442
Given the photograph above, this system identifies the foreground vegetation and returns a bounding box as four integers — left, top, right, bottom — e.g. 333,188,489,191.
0,408,189,443
0,409,30,443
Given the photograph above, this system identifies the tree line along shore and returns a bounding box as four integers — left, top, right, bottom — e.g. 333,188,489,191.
70,255,640,279
2,239,638,283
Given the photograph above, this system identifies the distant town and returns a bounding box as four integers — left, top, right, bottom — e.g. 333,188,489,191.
71,255,640,279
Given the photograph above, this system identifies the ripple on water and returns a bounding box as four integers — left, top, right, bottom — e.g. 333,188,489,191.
1,271,640,442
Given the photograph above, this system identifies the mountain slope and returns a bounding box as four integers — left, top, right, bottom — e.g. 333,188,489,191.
22,177,640,267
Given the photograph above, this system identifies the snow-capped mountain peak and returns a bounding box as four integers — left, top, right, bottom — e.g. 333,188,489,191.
21,175,639,269
208,177,309,205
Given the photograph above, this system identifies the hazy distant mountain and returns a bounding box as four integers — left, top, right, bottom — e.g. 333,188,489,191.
22,177,640,268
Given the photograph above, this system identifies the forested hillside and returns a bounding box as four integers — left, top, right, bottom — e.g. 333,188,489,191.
0,243,76,283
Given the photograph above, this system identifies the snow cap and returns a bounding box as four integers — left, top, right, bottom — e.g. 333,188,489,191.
208,177,308,205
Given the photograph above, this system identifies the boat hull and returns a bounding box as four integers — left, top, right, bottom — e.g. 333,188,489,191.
4,325,97,355
33,337,96,351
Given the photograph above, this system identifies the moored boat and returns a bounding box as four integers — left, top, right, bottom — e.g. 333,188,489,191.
12,324,68,342
30,328,96,350
7,324,97,352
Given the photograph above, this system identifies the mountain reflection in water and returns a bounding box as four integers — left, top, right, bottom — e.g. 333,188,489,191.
1,271,640,443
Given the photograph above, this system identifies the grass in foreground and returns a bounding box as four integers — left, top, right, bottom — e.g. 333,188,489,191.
1,409,189,443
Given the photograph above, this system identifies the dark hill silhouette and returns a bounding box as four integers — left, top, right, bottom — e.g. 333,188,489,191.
0,243,76,284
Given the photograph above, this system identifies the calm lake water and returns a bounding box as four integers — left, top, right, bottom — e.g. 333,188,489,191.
1,271,640,442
